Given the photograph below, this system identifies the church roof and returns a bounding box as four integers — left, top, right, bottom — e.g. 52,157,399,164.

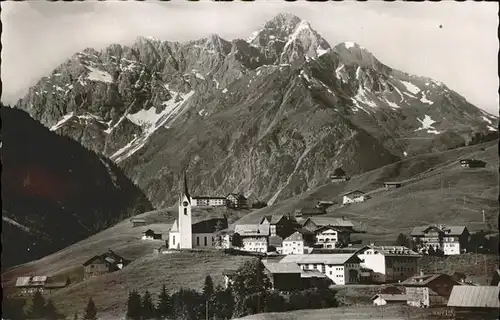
192,218,228,234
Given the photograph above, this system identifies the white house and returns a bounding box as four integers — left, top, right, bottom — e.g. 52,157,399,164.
282,231,305,255
342,190,367,205
191,196,227,207
142,229,162,240
280,253,362,285
234,224,270,253
354,245,421,283
313,226,351,249
410,225,470,255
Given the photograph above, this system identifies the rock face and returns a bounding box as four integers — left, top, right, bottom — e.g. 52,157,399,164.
1,106,153,268
15,13,498,208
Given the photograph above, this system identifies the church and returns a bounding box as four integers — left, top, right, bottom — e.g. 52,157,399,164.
168,173,228,249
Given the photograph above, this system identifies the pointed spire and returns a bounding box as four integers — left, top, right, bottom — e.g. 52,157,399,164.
183,171,191,202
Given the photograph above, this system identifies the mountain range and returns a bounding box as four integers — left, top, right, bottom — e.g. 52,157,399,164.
15,13,498,209
1,106,154,268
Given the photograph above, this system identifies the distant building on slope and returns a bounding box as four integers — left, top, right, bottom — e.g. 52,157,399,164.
459,159,487,168
82,249,131,279
142,229,163,240
410,225,470,255
384,182,402,190
342,190,367,205
226,193,248,209
130,218,146,227
191,196,227,207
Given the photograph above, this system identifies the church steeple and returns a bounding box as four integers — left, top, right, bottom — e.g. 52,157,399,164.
183,171,191,203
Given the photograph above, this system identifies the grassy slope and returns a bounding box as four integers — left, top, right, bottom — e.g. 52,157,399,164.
2,207,253,316
235,304,448,320
2,141,497,317
236,140,499,243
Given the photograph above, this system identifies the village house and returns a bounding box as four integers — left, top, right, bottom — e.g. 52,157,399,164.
269,235,284,253
259,214,297,238
342,190,368,205
282,231,306,255
226,193,248,209
296,207,327,217
372,294,408,306
316,201,335,210
447,286,500,320
262,260,303,292
130,218,146,227
44,278,70,295
234,224,270,253
384,182,402,190
191,196,227,207
300,268,332,288
411,225,470,255
313,225,353,249
459,159,487,168
142,229,163,240
82,250,131,280
402,272,462,308
301,216,355,231
355,245,421,283
15,276,48,295
280,253,362,285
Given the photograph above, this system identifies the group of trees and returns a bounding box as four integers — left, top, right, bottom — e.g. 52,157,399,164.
2,292,98,320
124,259,339,320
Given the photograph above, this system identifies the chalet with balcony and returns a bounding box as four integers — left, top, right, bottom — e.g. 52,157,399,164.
234,224,270,253
226,193,248,209
402,272,462,307
15,276,48,295
411,225,470,255
282,231,306,255
313,225,353,249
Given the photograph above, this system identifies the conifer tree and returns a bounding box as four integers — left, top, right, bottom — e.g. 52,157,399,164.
126,290,142,320
203,275,215,299
26,291,46,319
142,290,155,319
44,299,64,319
156,284,171,319
83,297,97,320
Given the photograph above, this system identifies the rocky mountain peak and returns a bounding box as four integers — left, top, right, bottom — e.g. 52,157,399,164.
248,13,331,64
332,42,384,70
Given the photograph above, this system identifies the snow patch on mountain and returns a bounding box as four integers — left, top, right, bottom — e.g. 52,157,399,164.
3,216,31,233
85,66,113,83
385,99,401,109
111,89,195,163
335,64,346,83
50,112,75,131
401,81,420,94
415,114,440,134
420,92,433,105
487,126,497,132
344,42,355,49
482,116,493,125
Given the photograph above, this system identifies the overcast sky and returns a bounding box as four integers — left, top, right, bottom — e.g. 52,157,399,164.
1,0,498,114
